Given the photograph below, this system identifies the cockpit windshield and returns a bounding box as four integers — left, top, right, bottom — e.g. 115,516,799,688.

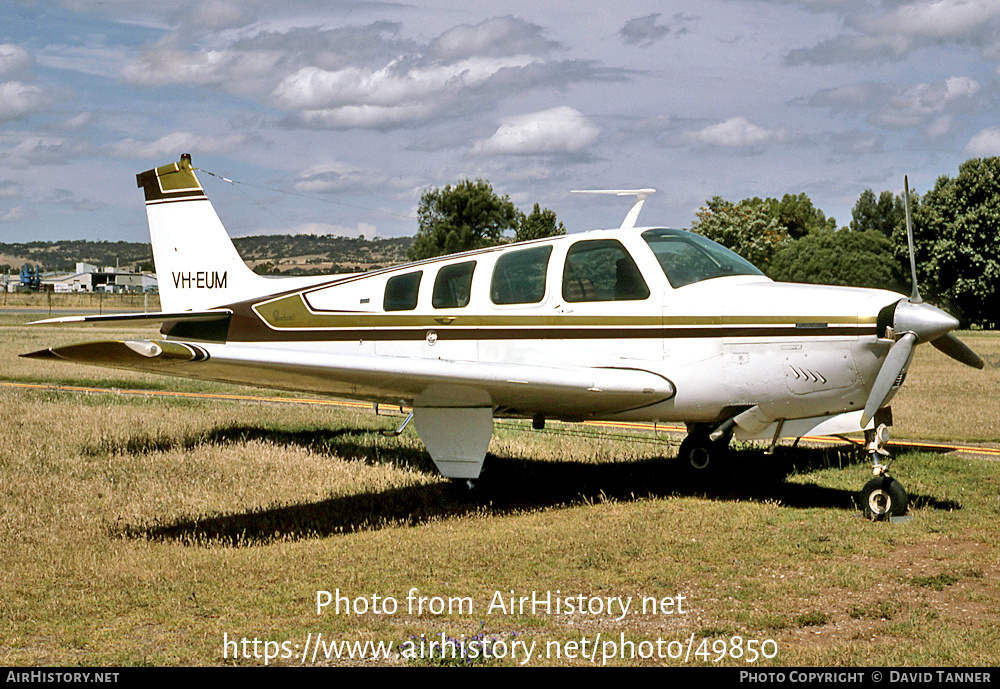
641,228,765,289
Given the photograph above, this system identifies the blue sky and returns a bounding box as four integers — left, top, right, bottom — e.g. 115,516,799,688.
2,0,1000,244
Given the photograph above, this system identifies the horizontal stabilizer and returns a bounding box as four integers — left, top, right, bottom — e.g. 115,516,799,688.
29,309,232,326
22,340,210,365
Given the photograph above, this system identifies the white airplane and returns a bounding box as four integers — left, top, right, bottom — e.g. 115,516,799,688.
25,155,984,520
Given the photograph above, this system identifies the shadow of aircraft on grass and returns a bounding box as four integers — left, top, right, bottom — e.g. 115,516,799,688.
106,425,962,545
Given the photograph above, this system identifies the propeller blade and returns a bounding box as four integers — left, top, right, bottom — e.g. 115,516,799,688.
931,332,985,369
862,332,917,427
903,175,922,305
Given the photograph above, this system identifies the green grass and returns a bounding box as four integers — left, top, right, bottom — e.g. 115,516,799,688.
1,319,998,666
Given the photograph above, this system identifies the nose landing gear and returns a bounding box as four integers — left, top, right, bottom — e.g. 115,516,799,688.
859,424,909,521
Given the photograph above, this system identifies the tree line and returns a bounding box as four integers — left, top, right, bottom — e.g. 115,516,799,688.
689,157,999,329
413,158,998,328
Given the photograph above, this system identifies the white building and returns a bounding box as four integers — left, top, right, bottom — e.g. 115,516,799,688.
40,264,158,293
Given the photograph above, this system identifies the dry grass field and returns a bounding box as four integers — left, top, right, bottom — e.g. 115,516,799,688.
1,292,160,312
1,310,998,667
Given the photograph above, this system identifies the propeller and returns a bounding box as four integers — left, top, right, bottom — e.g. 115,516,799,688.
861,176,984,428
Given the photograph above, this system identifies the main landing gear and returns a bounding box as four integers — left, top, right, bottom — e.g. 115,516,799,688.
677,424,731,475
859,424,908,521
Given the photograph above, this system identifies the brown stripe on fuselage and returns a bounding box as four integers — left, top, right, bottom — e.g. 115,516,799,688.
191,308,875,343
165,283,878,343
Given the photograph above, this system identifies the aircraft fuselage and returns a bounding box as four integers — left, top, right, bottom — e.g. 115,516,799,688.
161,226,902,440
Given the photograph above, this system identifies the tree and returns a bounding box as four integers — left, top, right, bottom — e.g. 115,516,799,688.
903,157,1000,328
849,189,905,238
689,196,789,267
516,203,566,242
409,179,520,261
408,180,564,261
765,193,837,239
766,229,906,292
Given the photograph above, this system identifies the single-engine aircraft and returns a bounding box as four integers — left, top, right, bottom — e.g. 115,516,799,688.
24,155,984,520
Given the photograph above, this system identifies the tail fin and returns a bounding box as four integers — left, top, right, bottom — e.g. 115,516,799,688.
136,154,270,312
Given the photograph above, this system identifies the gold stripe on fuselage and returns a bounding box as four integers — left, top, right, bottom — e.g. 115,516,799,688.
233,291,877,342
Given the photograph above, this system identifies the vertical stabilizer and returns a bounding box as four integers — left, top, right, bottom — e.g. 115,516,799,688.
136,154,269,312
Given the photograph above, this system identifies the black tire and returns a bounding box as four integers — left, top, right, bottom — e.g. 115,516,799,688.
678,432,729,475
859,476,908,521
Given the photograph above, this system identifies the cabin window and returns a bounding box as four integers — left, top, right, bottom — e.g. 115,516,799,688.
641,228,764,288
562,239,650,302
491,245,552,305
383,271,422,311
432,261,476,309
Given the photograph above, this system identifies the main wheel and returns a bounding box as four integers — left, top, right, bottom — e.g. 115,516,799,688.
677,431,729,475
859,476,908,521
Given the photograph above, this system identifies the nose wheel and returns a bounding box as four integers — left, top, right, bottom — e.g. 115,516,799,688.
859,425,908,521
860,475,908,520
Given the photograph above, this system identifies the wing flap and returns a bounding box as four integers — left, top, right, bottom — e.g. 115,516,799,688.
24,339,675,417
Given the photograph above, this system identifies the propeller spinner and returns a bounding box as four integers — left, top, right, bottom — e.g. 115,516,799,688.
861,176,985,428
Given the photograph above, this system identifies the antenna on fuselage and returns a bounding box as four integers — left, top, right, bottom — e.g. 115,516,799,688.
570,188,656,230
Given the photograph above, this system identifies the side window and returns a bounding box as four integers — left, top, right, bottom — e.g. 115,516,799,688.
491,245,552,305
383,271,422,311
432,261,476,309
562,239,650,302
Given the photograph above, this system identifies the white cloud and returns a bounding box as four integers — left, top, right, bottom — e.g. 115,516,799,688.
786,34,911,65
0,204,30,223
826,130,886,156
272,55,534,111
104,131,249,159
188,0,251,31
123,19,608,132
59,112,95,130
293,162,417,194
0,44,32,77
872,76,980,129
272,52,576,130
292,103,441,130
428,16,559,60
784,0,1000,64
807,76,982,137
807,82,889,110
0,81,55,122
964,127,1000,156
473,106,600,156
123,36,285,94
684,117,787,148
0,136,89,167
863,0,1000,42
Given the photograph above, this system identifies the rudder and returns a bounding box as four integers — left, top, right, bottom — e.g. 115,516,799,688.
136,154,268,312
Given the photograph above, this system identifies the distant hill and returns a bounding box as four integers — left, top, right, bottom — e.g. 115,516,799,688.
0,240,154,273
0,235,413,276
234,234,413,275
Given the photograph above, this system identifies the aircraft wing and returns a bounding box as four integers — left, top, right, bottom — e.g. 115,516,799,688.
22,339,675,418
29,309,232,326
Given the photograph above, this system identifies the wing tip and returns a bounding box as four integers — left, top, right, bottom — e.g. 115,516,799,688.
20,348,59,360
